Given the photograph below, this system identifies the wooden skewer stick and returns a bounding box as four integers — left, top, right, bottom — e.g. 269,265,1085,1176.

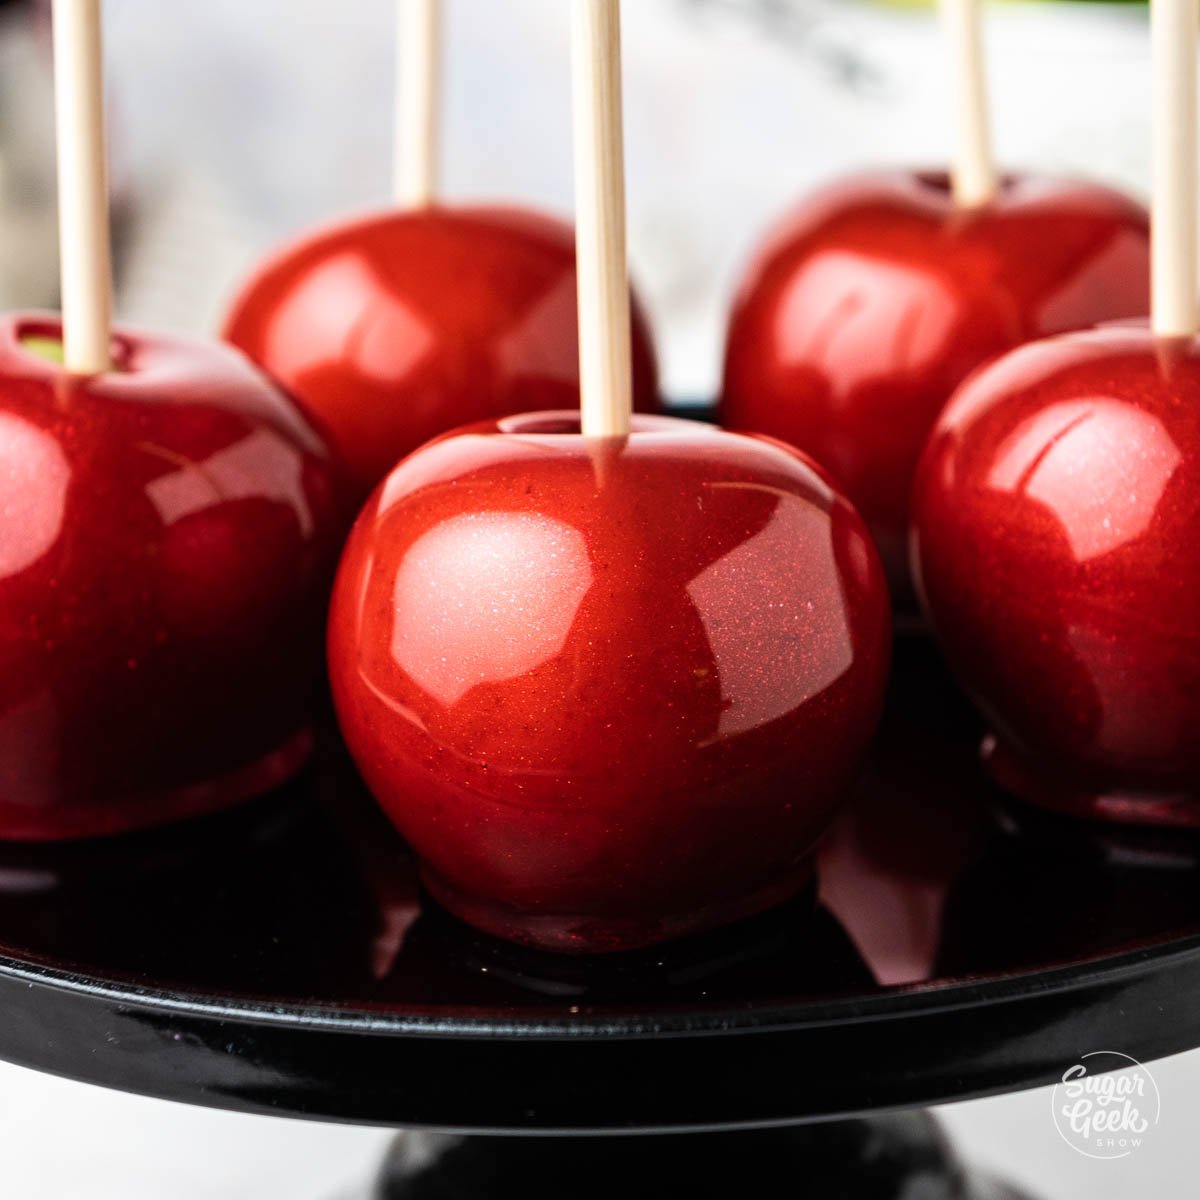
52,0,112,373
1151,0,1199,338
395,0,441,208
572,0,633,439
941,0,997,209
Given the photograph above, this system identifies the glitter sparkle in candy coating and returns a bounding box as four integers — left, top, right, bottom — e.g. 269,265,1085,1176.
912,324,1200,825
328,412,891,953
0,313,344,839
722,170,1151,600
225,206,660,500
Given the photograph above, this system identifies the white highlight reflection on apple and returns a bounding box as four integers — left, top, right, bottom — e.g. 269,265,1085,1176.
688,487,854,741
0,413,71,580
390,511,592,707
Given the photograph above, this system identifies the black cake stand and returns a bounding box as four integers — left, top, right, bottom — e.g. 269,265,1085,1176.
0,638,1196,1198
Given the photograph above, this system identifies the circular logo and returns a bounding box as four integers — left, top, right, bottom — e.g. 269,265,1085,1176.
1051,1051,1160,1160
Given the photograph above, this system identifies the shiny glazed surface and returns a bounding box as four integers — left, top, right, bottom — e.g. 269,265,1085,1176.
224,205,661,499
911,325,1200,824
328,412,891,952
721,170,1151,596
1,641,1199,1132
0,314,344,839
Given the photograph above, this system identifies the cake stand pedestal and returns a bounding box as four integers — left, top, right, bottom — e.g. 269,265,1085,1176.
0,640,1195,1197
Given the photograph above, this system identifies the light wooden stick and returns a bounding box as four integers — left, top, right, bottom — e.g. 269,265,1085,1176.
395,0,441,208
52,0,112,373
1151,0,1199,338
942,0,997,209
572,0,633,439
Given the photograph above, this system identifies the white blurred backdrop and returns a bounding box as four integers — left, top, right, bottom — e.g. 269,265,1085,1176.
2,0,1155,398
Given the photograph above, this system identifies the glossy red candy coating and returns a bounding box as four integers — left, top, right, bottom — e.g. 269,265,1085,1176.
721,170,1151,597
328,411,892,953
911,325,1200,826
224,205,661,499
0,314,344,840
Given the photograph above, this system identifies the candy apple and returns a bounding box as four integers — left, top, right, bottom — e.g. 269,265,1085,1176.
911,324,1200,826
328,411,891,953
721,170,1151,598
224,206,661,499
0,313,344,840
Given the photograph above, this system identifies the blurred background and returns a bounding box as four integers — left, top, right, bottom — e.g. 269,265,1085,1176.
0,0,1152,399
2,1,1197,1197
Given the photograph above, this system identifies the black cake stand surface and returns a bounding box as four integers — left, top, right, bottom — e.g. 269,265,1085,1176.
0,639,1196,1197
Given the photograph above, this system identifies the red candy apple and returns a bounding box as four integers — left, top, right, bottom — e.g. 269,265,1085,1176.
328,411,891,953
0,313,343,840
721,170,1151,598
911,325,1200,826
224,206,661,499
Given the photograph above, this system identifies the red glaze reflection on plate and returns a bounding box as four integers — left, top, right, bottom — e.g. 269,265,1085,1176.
224,205,661,499
911,324,1200,826
721,170,1151,599
328,411,892,953
0,314,344,840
